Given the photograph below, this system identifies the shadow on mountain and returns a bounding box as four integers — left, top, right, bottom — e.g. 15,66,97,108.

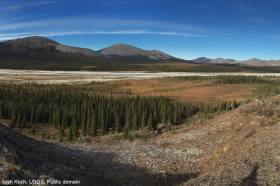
0,124,198,186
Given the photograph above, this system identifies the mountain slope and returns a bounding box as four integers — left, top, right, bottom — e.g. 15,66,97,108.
0,36,107,70
192,57,212,63
2,36,59,49
241,58,280,66
191,57,280,66
0,36,99,58
0,36,182,70
56,45,99,56
192,57,237,64
99,44,177,61
149,50,176,60
2,36,280,70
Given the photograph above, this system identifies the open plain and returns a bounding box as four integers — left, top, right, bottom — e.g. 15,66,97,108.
2,69,280,83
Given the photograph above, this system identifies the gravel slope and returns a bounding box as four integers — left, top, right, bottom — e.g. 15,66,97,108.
1,96,280,185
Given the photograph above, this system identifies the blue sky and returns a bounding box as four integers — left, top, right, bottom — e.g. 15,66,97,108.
1,0,280,60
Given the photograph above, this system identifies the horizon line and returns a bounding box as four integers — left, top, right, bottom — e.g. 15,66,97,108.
0,35,279,61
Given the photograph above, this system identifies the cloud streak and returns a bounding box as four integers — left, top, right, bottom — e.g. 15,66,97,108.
99,0,148,6
0,16,205,32
0,0,62,12
29,0,63,6
0,0,210,41
0,30,206,41
0,15,210,41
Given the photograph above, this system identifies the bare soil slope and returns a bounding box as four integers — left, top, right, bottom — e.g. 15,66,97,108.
1,96,280,185
0,125,194,186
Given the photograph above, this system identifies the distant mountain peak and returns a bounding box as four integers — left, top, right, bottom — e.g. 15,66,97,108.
0,36,180,69
99,43,176,61
0,36,100,57
109,43,136,47
246,58,263,62
99,44,148,56
240,58,280,66
192,57,212,63
192,57,236,64
3,36,60,48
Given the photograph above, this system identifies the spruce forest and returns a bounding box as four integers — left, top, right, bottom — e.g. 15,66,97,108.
0,83,239,141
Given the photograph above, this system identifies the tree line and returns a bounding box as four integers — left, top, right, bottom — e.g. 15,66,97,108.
0,83,200,141
0,83,241,141
172,75,274,84
214,75,272,84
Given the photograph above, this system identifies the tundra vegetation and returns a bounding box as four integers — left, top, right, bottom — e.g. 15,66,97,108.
1,75,279,142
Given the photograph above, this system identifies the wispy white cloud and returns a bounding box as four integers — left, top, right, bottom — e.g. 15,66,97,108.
62,30,205,37
0,30,206,41
0,16,201,32
0,14,210,41
98,0,149,6
0,5,22,11
0,0,62,12
29,0,63,6
0,0,210,41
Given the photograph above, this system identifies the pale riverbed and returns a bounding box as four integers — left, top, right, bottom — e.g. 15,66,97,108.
1,69,280,83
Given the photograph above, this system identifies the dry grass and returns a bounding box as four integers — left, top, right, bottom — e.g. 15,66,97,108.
107,78,260,104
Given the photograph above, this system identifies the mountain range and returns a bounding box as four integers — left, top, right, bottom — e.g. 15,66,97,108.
192,57,280,66
0,36,177,60
192,57,237,64
0,36,279,70
0,36,183,70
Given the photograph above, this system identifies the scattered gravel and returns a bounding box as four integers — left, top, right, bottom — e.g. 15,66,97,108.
2,96,280,185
